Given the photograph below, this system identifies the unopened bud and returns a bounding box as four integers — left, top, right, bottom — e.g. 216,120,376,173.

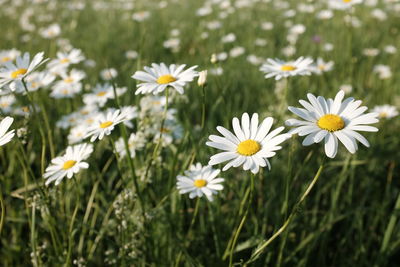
210,53,217,64
197,70,208,86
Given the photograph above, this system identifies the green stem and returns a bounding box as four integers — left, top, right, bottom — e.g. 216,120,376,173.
175,198,201,266
152,87,169,159
245,163,324,265
380,190,400,253
228,174,255,267
200,84,206,129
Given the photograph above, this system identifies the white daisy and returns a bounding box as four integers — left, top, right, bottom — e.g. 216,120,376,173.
40,23,61,39
372,105,398,119
206,113,290,174
311,58,334,75
260,57,313,80
176,163,224,201
286,90,379,158
0,49,21,66
0,52,48,89
43,143,94,186
115,132,145,159
100,68,118,80
47,49,85,72
0,95,16,113
85,109,128,142
131,63,198,95
14,71,56,93
83,83,114,107
0,116,15,146
328,0,363,10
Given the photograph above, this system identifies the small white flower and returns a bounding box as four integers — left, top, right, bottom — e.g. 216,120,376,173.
115,132,145,159
40,24,61,39
43,143,94,186
372,105,398,119
0,52,48,89
132,63,198,95
328,0,363,10
47,49,85,72
83,83,114,107
100,68,118,80
260,57,313,80
207,113,290,174
177,163,224,201
0,116,15,146
85,109,128,142
286,90,379,158
311,58,334,75
0,95,16,113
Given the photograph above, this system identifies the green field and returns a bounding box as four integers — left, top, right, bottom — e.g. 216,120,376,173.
0,0,399,266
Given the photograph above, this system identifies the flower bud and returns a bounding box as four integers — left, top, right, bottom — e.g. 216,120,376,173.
197,70,207,86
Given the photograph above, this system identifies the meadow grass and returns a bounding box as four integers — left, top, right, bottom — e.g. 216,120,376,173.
0,0,399,266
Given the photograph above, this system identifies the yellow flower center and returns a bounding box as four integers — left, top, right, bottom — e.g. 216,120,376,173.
343,0,351,2
194,179,207,188
100,121,113,128
281,65,296,71
317,114,345,132
157,74,177,84
64,77,74,83
0,103,9,108
63,160,77,170
60,58,69,63
318,65,326,70
1,56,11,62
96,91,107,96
379,112,387,118
62,89,69,95
11,68,27,79
237,139,261,156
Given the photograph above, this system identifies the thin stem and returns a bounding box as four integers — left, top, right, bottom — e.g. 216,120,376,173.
245,162,324,265
228,174,255,267
152,87,169,159
380,189,400,253
175,198,201,266
110,82,146,221
201,84,207,129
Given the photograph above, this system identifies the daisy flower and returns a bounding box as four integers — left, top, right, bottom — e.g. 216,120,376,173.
311,58,334,75
14,71,55,93
0,49,21,66
286,90,379,158
0,52,48,89
260,57,313,80
85,109,128,142
206,113,290,174
47,49,85,72
0,116,15,146
40,24,61,39
83,83,114,107
328,0,363,10
0,95,16,113
115,132,145,159
100,68,118,80
176,163,224,201
43,143,94,186
131,63,198,95
372,105,398,119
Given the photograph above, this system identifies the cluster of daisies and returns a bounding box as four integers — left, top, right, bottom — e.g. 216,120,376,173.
0,48,396,202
